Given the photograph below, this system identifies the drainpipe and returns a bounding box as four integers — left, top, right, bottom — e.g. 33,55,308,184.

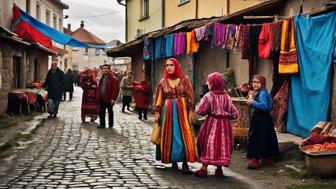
195,0,198,19
162,0,165,28
117,0,127,42
226,0,230,68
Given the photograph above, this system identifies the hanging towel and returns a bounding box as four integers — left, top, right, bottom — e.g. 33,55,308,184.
174,32,186,56
195,25,207,41
258,23,272,58
143,38,154,61
165,34,175,57
212,23,227,47
155,37,165,60
287,12,336,138
279,18,299,74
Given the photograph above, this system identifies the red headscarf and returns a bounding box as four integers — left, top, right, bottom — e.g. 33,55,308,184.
163,58,184,79
253,74,266,88
208,72,226,94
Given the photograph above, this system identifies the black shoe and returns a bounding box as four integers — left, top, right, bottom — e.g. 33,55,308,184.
138,117,142,120
48,114,53,118
144,117,148,120
182,162,192,174
108,125,113,128
98,125,105,128
53,114,57,118
122,110,125,113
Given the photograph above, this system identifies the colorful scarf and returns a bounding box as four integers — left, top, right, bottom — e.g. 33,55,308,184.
163,58,184,79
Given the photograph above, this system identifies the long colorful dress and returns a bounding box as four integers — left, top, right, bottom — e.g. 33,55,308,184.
153,76,197,163
80,76,99,120
196,92,238,167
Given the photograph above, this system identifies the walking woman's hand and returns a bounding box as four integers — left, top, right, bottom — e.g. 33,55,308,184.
189,111,196,124
154,111,160,123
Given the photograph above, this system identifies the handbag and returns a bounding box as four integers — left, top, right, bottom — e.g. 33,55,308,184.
150,122,161,145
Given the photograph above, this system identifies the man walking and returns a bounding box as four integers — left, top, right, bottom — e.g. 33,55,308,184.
43,60,65,118
96,64,119,128
120,70,134,112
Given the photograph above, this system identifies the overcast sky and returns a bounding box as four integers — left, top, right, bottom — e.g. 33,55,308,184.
62,0,125,43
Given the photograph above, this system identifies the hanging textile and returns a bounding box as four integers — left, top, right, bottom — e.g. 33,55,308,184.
270,21,283,54
154,37,165,60
174,32,186,56
204,23,214,42
279,18,299,74
186,32,192,54
194,25,207,41
258,23,272,58
287,12,336,138
233,25,241,51
143,38,154,61
190,30,199,53
248,25,262,57
212,23,227,47
165,34,175,57
239,25,250,59
224,24,236,49
271,80,289,132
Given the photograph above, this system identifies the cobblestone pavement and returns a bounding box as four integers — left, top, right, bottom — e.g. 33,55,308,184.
0,88,259,189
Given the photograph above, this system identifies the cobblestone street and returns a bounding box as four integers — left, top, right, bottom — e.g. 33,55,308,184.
0,88,258,189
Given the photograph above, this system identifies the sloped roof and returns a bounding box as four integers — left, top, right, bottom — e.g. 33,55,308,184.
63,27,72,35
71,27,106,45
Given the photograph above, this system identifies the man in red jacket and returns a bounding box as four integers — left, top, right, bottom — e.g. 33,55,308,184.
96,64,120,128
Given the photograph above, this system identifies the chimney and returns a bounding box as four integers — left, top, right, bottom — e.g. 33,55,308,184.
80,21,84,28
67,23,71,30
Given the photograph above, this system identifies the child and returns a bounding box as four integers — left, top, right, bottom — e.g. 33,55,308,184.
194,72,238,177
246,74,279,169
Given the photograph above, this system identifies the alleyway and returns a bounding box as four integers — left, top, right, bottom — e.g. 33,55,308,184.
0,87,259,189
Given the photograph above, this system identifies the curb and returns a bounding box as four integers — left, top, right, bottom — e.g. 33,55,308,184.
0,113,48,152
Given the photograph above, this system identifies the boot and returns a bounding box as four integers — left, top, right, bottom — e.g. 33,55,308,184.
194,168,207,178
247,158,260,169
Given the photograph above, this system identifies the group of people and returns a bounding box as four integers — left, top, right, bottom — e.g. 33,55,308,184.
153,58,279,177
43,57,279,177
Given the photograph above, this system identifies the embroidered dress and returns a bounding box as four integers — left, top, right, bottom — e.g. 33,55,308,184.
80,73,99,119
196,92,238,166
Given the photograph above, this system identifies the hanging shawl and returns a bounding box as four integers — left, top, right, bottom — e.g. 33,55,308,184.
212,23,227,47
279,18,299,74
194,25,207,41
143,38,154,61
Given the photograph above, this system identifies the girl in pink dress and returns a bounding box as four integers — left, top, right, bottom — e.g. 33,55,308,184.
195,72,238,177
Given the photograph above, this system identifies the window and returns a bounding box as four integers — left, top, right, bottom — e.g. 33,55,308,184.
36,2,41,20
53,14,57,29
95,49,100,56
59,18,62,31
46,10,50,25
140,0,149,19
72,47,79,51
84,48,88,54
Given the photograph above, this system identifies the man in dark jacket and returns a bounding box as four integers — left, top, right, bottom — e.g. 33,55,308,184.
63,69,74,101
96,64,120,128
43,61,65,118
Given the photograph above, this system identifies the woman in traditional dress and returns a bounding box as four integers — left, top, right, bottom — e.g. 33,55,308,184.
194,72,238,177
133,74,152,120
153,58,197,174
80,69,99,122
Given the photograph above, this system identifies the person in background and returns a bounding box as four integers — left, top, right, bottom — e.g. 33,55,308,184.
96,64,120,128
194,72,238,177
133,73,152,120
63,69,74,101
120,70,134,112
246,74,279,169
43,60,65,118
80,69,99,123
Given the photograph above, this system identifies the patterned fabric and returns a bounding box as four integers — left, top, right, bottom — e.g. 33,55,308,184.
224,24,236,49
143,38,154,60
239,25,250,59
194,25,207,41
153,76,197,163
196,92,238,166
279,18,299,74
270,21,282,53
271,80,289,132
